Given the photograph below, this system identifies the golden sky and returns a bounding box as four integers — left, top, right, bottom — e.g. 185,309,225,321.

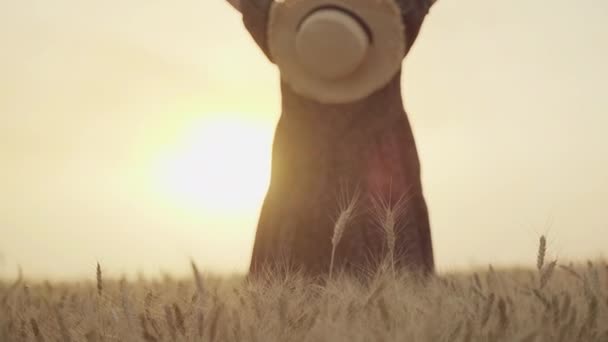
1,0,607,279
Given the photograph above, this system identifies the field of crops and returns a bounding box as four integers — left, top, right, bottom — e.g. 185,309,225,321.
1,239,607,341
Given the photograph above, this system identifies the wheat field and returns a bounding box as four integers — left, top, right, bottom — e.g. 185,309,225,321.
1,238,607,342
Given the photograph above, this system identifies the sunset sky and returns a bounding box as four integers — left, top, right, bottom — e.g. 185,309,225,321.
1,0,607,280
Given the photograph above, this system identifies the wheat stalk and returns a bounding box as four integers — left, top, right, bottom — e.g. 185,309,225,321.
2,267,24,308
559,293,571,321
540,260,557,289
370,192,410,277
537,236,546,271
587,261,601,293
191,260,205,298
559,265,583,281
383,207,397,275
532,289,550,309
329,186,360,280
30,318,44,342
163,305,177,341
197,310,205,338
461,319,474,342
139,314,158,342
119,278,134,331
208,303,224,342
585,295,599,331
480,293,495,328
497,298,509,332
96,263,102,297
173,303,186,336
53,306,71,342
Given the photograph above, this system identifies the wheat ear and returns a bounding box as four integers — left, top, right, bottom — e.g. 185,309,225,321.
537,236,546,271
329,186,360,280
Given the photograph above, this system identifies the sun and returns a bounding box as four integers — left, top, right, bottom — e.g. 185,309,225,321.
153,115,273,214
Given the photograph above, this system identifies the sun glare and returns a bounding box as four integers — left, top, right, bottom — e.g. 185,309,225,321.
153,115,273,214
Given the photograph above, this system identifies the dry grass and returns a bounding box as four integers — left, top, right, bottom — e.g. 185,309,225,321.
1,247,607,341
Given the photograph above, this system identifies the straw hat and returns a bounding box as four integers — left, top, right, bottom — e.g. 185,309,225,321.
267,0,406,104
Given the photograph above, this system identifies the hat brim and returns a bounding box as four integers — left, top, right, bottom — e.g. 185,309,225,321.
268,0,406,104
